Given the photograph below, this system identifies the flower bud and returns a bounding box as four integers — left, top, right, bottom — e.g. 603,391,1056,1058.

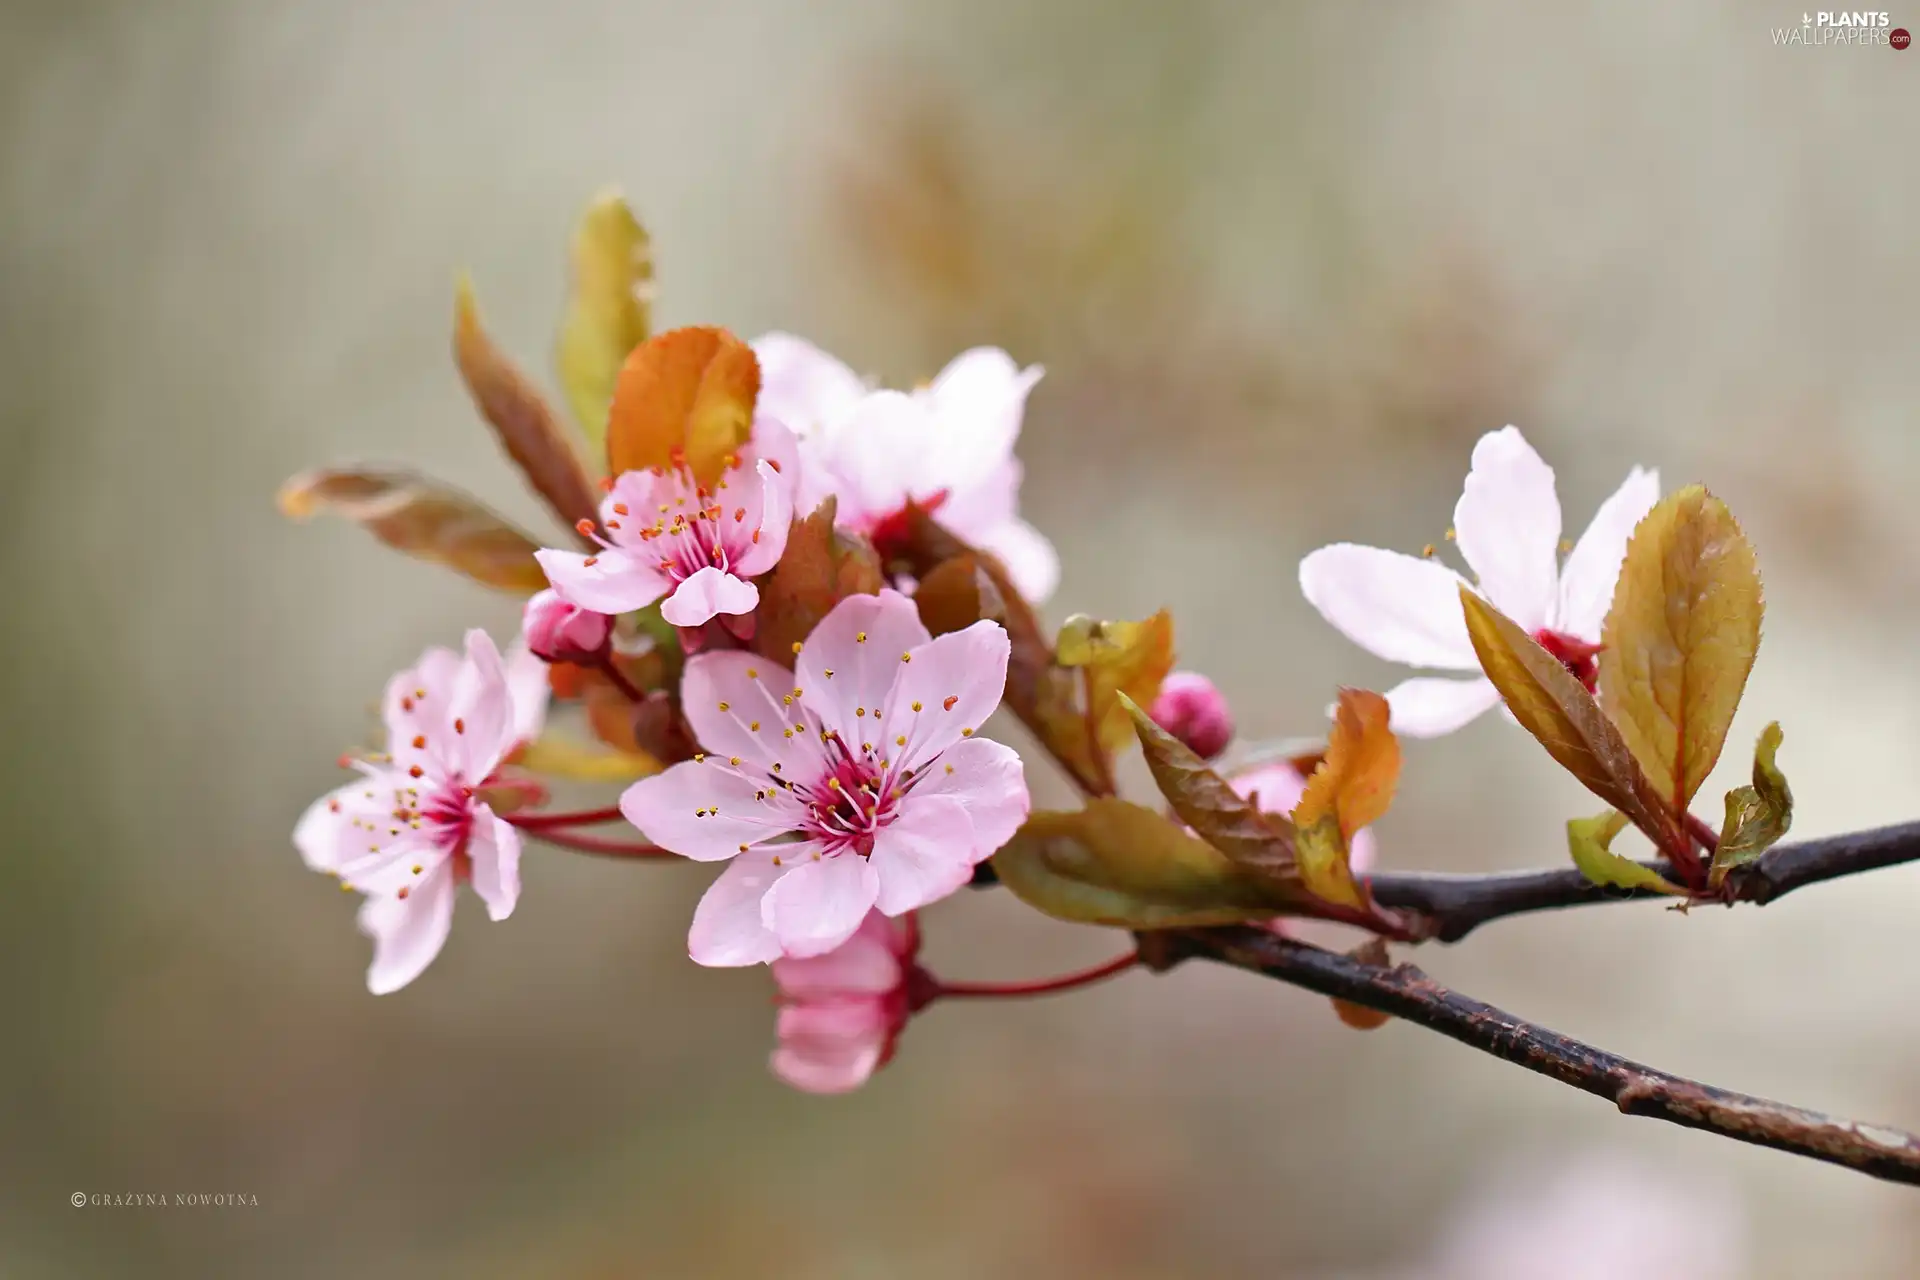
521,589,612,663
1149,671,1234,760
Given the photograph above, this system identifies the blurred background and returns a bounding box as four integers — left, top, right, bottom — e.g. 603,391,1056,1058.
3,0,1918,1274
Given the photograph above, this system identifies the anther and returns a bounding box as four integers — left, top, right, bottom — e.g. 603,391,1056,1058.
911,701,923,712
576,518,596,537
901,652,912,663
962,728,974,737
895,735,907,747
612,502,630,516
397,886,410,900
734,507,746,522
943,696,958,711
694,752,707,763
750,720,760,731
730,756,741,766
791,641,803,655
856,631,867,643
411,734,426,749
409,765,424,778
453,718,464,734
718,702,730,712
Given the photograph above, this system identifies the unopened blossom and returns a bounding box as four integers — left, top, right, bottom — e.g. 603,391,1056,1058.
1299,426,1658,737
770,909,923,1093
535,419,798,630
521,588,612,663
752,334,1059,603
622,588,1029,965
294,630,545,994
1150,671,1235,760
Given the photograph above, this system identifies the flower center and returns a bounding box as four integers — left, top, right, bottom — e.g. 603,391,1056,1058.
585,457,757,584
1533,628,1602,693
796,739,905,857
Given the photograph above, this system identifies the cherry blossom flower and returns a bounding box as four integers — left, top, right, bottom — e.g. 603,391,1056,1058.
534,420,798,630
621,588,1029,965
294,630,546,994
751,333,1059,603
769,909,923,1093
1299,426,1658,737
520,588,612,663
1150,671,1236,760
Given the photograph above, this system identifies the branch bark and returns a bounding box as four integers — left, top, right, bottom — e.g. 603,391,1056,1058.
1159,925,1920,1186
1366,819,1920,941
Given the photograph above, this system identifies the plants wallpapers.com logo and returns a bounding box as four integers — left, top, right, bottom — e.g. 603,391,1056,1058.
1773,11,1911,45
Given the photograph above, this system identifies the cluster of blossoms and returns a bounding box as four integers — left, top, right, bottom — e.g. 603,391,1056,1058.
288,200,1663,1095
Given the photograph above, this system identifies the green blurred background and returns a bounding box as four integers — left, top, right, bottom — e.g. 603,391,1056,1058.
4,1,1919,1275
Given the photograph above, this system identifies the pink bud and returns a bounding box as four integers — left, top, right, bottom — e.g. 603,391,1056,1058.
1150,671,1234,759
522,589,612,663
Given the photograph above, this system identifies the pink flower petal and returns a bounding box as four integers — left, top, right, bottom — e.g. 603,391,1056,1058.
771,1008,886,1094
294,780,372,873
760,854,881,958
795,589,932,734
679,651,824,778
1382,675,1503,737
879,620,1011,774
1451,426,1562,632
1230,762,1312,817
972,515,1059,605
1299,544,1479,669
536,546,670,616
382,647,460,775
1555,465,1660,641
358,863,457,995
622,759,804,862
447,629,515,778
464,805,521,922
502,638,551,745
919,348,1040,494
751,332,867,439
869,793,978,914
729,459,793,578
688,849,800,967
906,737,1028,858
823,390,932,515
659,565,760,628
773,911,906,998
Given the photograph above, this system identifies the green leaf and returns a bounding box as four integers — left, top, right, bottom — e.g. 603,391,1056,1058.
556,191,654,451
454,276,601,532
1710,722,1792,887
1567,810,1686,895
516,733,660,782
993,800,1301,929
277,467,549,594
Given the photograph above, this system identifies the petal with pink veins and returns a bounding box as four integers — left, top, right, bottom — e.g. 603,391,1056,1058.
622,760,804,861
359,863,458,995
536,546,670,616
907,737,1028,858
688,849,801,967
679,652,825,779
1555,465,1661,641
879,621,1011,773
1299,544,1479,669
795,589,931,734
760,854,881,958
771,1004,887,1094
1382,675,1503,737
660,565,760,627
502,639,550,746
728,460,792,579
294,780,381,873
1451,426,1562,632
870,794,978,914
464,805,521,922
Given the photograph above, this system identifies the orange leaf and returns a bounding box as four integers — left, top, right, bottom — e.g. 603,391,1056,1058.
1289,689,1399,910
606,326,760,487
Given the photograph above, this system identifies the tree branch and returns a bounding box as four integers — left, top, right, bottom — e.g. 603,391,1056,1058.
1366,819,1920,942
1159,925,1920,1186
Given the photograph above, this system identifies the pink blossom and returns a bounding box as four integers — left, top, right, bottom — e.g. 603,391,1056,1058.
521,588,612,663
1299,426,1658,737
770,910,921,1093
1231,759,1376,876
1149,671,1235,759
534,419,799,629
621,588,1029,965
751,334,1059,603
294,630,544,994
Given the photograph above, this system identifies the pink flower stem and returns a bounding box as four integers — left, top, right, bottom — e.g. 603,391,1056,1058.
930,951,1138,1002
506,804,627,830
506,822,671,859
592,654,646,703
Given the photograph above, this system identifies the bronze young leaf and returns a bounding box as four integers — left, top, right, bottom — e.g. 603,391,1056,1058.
606,326,760,486
1598,485,1764,814
1460,588,1682,858
1290,689,1399,911
277,467,550,594
751,498,886,661
453,277,602,534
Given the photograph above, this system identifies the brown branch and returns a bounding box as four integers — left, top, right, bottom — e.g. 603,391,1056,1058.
1366,819,1920,942
1158,925,1920,1186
